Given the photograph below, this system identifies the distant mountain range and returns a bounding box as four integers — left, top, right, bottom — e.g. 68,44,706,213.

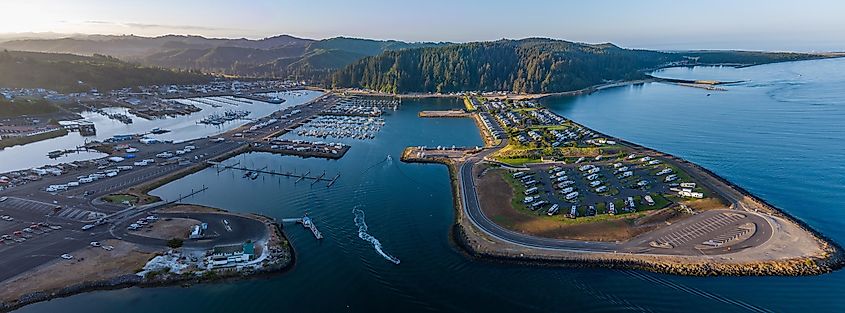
0,34,446,80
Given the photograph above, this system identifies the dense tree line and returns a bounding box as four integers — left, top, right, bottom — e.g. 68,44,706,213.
330,39,679,93
330,39,830,94
0,50,210,92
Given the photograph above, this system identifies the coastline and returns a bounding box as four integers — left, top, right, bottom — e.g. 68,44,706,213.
400,116,844,276
0,206,295,312
330,79,656,101
0,89,333,312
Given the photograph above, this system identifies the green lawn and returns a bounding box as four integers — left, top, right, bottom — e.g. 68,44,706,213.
101,194,139,205
0,98,59,118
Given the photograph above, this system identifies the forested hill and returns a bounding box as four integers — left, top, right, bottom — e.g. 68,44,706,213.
0,50,210,93
330,38,829,94
0,35,447,80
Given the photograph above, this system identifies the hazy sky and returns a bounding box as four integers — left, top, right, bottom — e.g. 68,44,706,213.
2,0,844,51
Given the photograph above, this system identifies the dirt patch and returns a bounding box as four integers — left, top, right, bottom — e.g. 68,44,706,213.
130,218,199,240
0,240,159,303
681,197,726,212
157,204,226,214
476,168,680,242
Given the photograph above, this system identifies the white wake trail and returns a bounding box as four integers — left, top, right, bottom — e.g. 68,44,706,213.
353,208,401,265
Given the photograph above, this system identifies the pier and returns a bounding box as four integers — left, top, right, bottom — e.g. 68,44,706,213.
251,139,350,159
209,162,340,187
418,110,470,118
281,215,323,239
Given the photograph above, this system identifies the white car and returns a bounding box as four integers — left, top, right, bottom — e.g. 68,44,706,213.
60,254,73,260
102,245,114,251
90,241,101,247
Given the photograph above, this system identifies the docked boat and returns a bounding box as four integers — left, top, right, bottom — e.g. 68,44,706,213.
47,150,64,158
150,127,171,134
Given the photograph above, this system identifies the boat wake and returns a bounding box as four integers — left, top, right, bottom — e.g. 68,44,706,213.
353,208,401,265
360,154,393,175
622,270,771,313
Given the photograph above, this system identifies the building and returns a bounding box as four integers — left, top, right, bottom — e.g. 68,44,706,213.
189,223,208,239
207,241,256,269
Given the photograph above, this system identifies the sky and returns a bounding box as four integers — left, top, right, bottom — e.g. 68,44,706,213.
1,0,844,51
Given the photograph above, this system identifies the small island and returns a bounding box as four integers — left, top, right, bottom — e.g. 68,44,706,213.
403,96,844,276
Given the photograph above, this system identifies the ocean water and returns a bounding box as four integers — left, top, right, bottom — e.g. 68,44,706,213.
13,58,845,313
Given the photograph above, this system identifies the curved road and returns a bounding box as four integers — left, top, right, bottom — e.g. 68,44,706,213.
456,135,774,256
116,212,268,249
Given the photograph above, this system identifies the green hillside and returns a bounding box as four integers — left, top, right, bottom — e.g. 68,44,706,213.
330,38,830,94
0,50,210,92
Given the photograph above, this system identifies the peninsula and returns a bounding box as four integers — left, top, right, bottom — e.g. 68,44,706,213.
402,96,843,276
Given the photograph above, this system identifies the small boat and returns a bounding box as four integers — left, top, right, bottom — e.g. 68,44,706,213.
150,127,170,134
48,150,64,158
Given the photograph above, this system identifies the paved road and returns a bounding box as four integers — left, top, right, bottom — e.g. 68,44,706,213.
0,93,330,284
457,119,775,256
116,212,268,249
459,155,619,252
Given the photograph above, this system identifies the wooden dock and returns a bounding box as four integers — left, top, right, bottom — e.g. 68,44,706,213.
209,162,340,186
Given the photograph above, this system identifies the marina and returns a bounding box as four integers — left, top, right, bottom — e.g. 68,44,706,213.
253,139,350,159
23,71,845,313
198,110,251,125
320,97,400,117
210,162,341,187
293,115,385,140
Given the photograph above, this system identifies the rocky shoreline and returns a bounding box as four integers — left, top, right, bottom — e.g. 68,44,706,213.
402,147,844,277
0,219,294,313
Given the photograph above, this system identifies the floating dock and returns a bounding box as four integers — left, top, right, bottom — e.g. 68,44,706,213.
209,162,340,187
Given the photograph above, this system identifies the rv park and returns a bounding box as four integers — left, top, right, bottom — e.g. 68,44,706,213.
404,96,843,276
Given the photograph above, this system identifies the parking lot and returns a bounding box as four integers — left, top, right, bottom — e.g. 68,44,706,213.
508,151,708,218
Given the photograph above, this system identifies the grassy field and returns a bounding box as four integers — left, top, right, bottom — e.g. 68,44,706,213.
0,98,59,118
101,194,140,205
463,96,477,112
501,171,534,212
0,128,67,149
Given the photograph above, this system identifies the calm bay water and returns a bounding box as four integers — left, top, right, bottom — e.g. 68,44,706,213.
0,91,322,173
14,58,845,312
